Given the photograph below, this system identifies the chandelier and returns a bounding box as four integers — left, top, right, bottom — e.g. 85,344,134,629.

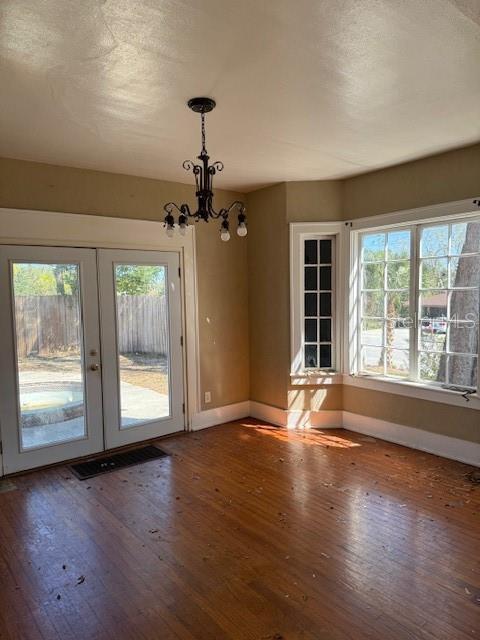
163,97,247,242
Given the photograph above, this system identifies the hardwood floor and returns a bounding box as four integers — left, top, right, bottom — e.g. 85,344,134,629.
0,420,479,640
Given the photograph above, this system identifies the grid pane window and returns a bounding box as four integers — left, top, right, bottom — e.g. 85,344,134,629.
357,215,480,390
303,237,334,369
418,221,479,388
359,229,411,378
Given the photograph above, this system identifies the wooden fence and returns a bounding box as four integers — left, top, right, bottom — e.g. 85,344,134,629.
14,295,169,358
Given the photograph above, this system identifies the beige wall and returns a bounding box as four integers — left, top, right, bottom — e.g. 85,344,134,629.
247,184,290,408
287,385,343,412
343,142,480,220
0,157,250,411
286,180,342,222
343,386,480,444
247,143,480,440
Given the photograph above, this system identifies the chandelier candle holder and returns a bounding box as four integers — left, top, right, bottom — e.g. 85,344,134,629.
163,97,247,241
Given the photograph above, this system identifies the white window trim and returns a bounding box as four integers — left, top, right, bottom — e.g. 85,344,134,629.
345,197,480,410
290,222,344,385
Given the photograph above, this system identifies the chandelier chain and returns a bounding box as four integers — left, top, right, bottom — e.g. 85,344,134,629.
201,112,206,154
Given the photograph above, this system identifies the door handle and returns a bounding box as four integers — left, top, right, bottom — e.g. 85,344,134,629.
89,363,100,372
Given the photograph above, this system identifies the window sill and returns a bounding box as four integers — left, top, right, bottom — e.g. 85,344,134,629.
290,372,343,386
343,374,480,410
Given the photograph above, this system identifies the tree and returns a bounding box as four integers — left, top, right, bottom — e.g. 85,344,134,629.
439,222,480,387
115,266,165,296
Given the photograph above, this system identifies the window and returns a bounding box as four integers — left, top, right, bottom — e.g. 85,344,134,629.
290,223,341,379
357,215,480,390
304,237,335,369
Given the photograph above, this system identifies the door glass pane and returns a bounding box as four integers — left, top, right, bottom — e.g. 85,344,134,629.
12,263,86,450
114,264,170,428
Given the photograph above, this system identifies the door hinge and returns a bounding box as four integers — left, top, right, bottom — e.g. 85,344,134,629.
182,402,185,414
180,335,184,347
178,266,181,278
0,441,2,455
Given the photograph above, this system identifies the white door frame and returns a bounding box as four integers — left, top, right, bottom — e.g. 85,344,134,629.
0,208,201,476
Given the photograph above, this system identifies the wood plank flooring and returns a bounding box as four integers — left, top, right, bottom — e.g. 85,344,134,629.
0,420,479,640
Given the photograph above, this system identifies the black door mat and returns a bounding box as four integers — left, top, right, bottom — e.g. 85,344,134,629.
70,445,168,480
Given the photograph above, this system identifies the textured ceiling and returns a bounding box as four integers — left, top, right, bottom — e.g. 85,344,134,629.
1,0,479,192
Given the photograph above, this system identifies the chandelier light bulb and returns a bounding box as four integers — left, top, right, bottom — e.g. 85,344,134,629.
237,222,247,237
178,213,188,236
220,229,231,242
166,225,175,238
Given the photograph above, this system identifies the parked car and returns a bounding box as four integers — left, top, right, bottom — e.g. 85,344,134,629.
421,318,447,334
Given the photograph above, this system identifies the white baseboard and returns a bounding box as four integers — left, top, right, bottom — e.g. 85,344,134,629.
190,400,250,431
343,411,480,467
249,401,286,427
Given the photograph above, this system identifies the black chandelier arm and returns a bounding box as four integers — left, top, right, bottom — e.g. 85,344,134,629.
208,161,224,176
207,199,246,219
163,202,192,218
183,160,203,192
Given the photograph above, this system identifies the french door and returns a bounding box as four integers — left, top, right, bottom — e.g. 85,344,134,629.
0,246,184,475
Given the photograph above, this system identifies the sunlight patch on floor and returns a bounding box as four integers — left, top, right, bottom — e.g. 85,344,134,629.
240,422,361,448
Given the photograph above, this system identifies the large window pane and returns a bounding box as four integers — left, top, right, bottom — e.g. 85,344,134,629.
115,264,170,428
359,229,412,379
12,263,86,450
